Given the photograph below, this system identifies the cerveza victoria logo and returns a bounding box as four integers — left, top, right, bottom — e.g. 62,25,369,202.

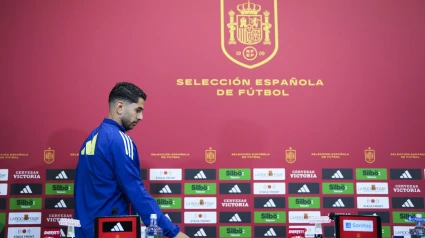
393,184,421,193
390,169,422,180
221,198,249,208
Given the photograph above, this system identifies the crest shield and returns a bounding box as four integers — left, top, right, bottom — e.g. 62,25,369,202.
365,147,375,163
221,0,278,69
285,147,296,164
205,147,216,164
44,147,55,164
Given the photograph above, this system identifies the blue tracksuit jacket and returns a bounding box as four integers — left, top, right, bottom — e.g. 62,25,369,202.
74,118,180,238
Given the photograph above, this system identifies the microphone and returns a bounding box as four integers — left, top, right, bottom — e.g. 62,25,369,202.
328,212,336,221
328,212,336,237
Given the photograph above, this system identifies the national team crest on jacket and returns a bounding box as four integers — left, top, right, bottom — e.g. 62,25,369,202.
221,0,278,69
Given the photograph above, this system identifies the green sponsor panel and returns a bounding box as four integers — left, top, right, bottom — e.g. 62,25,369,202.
9,198,42,209
254,212,286,223
219,169,251,180
356,168,388,180
393,211,425,223
289,197,321,209
154,197,181,209
220,226,251,237
184,183,217,194
45,183,74,195
0,213,5,234
322,182,354,194
382,226,391,238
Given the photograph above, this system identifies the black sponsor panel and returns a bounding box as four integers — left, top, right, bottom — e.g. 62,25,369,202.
0,198,6,210
102,221,133,232
392,197,424,209
140,169,147,181
10,183,42,195
358,211,390,223
219,183,251,194
45,198,75,209
324,226,335,237
288,183,320,194
255,226,286,237
322,169,353,180
149,183,182,194
163,212,182,223
390,169,422,180
254,197,286,208
185,169,216,180
219,212,251,223
185,226,217,238
323,197,355,208
46,169,76,180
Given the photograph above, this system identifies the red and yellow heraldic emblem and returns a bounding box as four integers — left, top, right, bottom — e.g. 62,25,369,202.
364,147,375,163
205,147,216,164
221,0,278,69
44,147,55,164
285,147,296,164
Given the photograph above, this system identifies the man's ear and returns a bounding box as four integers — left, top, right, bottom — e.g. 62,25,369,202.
116,101,124,115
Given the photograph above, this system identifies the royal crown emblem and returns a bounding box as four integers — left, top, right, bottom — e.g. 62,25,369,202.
221,0,278,69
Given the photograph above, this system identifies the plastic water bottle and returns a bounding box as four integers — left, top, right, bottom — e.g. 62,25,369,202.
146,214,163,238
410,214,425,238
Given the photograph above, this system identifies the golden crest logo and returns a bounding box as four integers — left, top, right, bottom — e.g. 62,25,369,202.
357,233,361,238
221,0,278,69
205,147,216,164
44,147,55,164
285,147,296,164
365,147,375,163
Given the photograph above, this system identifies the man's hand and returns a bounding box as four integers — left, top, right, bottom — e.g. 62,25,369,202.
175,231,190,238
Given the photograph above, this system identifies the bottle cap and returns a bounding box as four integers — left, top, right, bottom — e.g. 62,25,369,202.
150,214,157,219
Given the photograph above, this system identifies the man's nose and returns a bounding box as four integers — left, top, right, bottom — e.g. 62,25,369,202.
137,113,143,120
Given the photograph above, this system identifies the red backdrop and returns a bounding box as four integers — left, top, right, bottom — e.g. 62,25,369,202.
1,0,425,237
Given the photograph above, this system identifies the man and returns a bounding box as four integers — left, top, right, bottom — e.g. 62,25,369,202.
74,82,189,238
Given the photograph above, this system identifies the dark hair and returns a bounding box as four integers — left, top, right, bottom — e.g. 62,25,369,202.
108,82,147,104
